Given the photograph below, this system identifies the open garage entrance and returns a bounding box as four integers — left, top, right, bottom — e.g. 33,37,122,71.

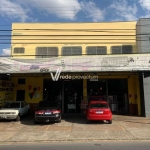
87,79,129,115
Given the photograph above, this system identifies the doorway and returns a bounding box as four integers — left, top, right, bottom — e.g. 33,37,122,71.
16,90,25,101
64,80,83,113
43,79,62,108
87,78,128,115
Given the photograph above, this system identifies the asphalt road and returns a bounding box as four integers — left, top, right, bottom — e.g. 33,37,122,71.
0,141,150,150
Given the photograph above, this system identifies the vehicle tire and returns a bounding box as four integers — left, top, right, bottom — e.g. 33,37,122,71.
108,120,112,124
15,114,20,121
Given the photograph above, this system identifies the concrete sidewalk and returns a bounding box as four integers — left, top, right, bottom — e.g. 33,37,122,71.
0,114,150,142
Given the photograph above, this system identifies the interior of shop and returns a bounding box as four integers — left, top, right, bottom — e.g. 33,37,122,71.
64,80,83,113
43,79,62,108
87,79,128,115
43,78,128,115
43,79,83,113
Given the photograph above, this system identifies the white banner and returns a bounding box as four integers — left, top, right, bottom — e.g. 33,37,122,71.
0,54,150,73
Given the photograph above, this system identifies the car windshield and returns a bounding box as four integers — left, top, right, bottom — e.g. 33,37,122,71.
3,102,20,108
90,103,108,108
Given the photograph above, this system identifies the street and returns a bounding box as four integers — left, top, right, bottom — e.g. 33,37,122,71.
0,141,150,150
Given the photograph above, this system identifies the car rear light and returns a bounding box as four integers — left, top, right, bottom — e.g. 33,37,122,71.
36,112,44,115
53,111,60,114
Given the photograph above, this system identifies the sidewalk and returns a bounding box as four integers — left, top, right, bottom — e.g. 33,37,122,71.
0,114,150,143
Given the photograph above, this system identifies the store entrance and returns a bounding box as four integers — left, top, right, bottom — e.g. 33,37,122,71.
43,79,62,108
64,80,83,113
87,80,106,97
107,79,128,115
87,79,128,115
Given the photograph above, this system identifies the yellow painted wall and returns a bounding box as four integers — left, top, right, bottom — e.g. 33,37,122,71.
128,75,141,115
11,22,136,58
11,77,43,104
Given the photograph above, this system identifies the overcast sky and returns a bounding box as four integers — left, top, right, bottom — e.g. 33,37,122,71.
0,0,150,55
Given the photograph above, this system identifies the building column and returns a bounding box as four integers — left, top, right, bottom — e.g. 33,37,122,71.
83,79,87,101
128,75,141,116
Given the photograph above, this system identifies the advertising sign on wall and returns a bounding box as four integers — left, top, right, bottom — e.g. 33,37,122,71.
0,81,14,107
0,54,150,73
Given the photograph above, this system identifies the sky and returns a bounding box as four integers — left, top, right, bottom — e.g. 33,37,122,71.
0,0,150,55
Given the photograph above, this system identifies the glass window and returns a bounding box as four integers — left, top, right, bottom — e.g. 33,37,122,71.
3,102,20,108
111,46,122,54
14,47,25,53
86,46,107,55
36,47,58,58
111,45,133,54
62,47,82,56
122,45,132,54
90,103,108,108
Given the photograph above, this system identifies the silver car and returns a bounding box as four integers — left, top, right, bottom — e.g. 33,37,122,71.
0,101,30,121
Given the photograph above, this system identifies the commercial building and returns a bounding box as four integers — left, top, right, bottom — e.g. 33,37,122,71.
0,21,149,116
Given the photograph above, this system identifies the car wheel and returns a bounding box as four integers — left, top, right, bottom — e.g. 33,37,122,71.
108,120,112,124
15,114,20,121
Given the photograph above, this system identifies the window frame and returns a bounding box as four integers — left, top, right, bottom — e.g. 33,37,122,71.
36,47,58,58
86,46,107,55
111,45,133,54
13,47,25,54
61,46,82,56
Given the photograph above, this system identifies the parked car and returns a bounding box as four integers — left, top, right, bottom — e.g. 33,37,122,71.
34,101,61,124
0,101,30,121
86,100,112,124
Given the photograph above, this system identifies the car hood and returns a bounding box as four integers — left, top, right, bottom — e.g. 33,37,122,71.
0,109,19,113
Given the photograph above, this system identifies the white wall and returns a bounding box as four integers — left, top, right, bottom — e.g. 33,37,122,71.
143,76,150,117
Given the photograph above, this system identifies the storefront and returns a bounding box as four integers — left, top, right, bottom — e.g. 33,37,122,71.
0,72,139,116
1,53,149,116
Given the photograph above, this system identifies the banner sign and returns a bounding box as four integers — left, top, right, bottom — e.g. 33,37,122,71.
0,54,150,73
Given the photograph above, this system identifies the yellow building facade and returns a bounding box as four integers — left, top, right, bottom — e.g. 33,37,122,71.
0,21,143,115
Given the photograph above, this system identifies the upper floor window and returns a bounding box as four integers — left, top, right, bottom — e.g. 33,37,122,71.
122,45,133,54
14,47,25,53
86,46,107,55
36,47,58,58
111,45,132,54
62,47,82,56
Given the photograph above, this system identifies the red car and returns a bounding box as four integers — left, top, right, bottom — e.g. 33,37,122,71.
86,100,112,124
34,101,61,124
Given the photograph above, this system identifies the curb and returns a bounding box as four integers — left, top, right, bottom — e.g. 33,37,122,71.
1,139,150,144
